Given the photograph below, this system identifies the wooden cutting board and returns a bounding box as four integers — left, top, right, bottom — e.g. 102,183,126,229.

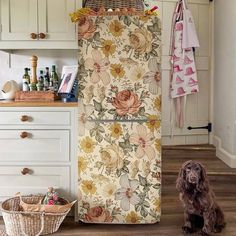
15,91,58,101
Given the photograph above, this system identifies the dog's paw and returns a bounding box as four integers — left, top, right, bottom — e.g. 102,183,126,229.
198,230,210,236
182,226,194,234
213,228,221,233
213,224,225,233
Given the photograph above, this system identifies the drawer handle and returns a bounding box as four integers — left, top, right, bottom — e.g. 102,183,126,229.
21,168,30,175
38,32,46,39
20,132,29,139
30,33,37,39
21,115,29,122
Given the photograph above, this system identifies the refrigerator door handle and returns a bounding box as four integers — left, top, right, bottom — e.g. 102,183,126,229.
87,119,154,123
87,119,161,123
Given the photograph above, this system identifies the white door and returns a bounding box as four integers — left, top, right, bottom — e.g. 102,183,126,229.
1,0,38,40
145,0,212,145
38,0,76,41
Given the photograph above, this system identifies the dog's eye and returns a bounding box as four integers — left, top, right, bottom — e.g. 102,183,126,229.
196,167,200,171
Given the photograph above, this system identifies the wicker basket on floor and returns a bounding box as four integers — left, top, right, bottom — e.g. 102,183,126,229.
84,0,144,11
1,195,70,236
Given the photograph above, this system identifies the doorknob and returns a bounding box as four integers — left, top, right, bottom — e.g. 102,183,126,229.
30,33,37,39
21,168,30,175
20,132,29,139
38,33,46,39
21,115,29,122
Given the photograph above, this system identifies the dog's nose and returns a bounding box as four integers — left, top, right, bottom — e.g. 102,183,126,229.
190,176,197,182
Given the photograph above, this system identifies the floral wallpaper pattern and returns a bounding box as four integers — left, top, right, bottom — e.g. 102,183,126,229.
78,14,162,224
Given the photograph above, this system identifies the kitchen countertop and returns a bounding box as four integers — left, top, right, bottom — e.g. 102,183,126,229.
0,100,78,107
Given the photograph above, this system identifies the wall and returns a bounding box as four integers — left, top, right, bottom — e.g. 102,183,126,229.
213,0,236,167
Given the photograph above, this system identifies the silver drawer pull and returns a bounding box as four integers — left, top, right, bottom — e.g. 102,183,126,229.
21,168,30,175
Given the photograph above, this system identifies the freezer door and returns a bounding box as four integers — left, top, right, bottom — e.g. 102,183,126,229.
78,14,161,121
78,121,161,224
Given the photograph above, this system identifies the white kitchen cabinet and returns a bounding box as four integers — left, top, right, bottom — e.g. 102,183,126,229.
0,102,78,216
1,0,38,41
38,0,75,41
0,111,71,126
0,0,82,49
0,166,70,202
0,130,70,162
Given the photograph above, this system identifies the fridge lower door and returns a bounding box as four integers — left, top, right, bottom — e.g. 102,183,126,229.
78,121,161,224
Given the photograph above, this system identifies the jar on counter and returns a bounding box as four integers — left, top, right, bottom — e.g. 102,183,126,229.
29,83,37,91
36,82,43,91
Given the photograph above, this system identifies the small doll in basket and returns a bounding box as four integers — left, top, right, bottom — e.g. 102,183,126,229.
42,187,62,205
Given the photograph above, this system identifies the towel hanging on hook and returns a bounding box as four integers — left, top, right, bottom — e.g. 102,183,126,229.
169,0,200,129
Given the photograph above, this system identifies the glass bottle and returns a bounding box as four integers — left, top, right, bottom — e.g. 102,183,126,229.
36,70,43,91
36,82,43,91
38,70,44,84
22,82,29,92
51,65,59,92
29,83,37,91
22,68,30,84
43,75,49,91
45,67,50,82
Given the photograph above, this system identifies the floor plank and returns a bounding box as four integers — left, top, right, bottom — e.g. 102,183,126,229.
162,147,236,175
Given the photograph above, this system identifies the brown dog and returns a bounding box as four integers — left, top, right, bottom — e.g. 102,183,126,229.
176,160,226,236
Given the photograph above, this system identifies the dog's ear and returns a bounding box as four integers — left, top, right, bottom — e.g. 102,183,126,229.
176,161,192,192
176,166,185,192
198,163,209,193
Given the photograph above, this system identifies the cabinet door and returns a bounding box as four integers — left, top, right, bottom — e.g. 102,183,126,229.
0,130,70,162
38,0,76,41
0,111,71,126
0,166,70,202
1,0,38,40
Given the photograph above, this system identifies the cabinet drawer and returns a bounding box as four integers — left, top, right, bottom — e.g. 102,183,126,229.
0,111,70,126
0,130,70,162
0,166,70,201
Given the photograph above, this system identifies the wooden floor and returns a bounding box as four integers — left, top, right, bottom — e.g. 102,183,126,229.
1,145,236,236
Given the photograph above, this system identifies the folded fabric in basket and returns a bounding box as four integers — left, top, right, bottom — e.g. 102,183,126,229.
16,192,76,214
20,198,76,213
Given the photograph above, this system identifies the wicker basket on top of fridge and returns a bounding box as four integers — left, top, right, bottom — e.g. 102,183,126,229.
84,0,144,11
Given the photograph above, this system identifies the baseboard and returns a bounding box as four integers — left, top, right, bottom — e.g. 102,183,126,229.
163,144,215,151
213,136,236,168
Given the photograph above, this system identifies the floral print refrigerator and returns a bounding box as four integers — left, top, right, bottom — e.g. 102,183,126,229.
77,14,162,224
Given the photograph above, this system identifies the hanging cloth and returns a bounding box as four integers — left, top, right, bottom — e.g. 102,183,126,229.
170,0,200,128
182,0,200,49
